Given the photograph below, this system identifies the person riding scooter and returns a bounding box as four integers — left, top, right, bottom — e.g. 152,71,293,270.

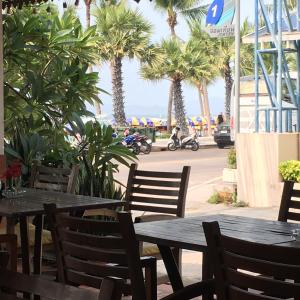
171,126,180,146
168,126,199,151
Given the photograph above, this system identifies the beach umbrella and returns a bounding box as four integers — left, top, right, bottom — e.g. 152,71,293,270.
146,118,154,127
191,117,201,126
149,118,161,127
187,117,195,126
140,117,147,126
196,117,203,125
126,117,140,126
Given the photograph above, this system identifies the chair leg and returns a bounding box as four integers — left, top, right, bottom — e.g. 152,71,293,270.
202,252,214,300
145,259,157,300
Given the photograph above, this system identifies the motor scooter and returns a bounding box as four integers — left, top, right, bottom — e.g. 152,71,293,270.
168,133,199,151
135,135,152,154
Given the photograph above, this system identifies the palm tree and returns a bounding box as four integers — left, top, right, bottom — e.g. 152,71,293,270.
141,38,209,134
153,0,207,132
189,23,219,136
83,0,122,116
94,2,157,126
154,0,207,37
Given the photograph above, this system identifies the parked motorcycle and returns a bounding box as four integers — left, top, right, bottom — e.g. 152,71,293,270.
135,135,152,154
168,133,199,151
121,134,141,155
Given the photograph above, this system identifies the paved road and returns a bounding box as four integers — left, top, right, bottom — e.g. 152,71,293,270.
115,148,229,214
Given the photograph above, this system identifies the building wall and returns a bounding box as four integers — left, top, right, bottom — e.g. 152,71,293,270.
236,133,299,207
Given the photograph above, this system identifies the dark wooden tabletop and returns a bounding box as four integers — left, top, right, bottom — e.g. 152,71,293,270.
135,214,300,252
0,188,124,217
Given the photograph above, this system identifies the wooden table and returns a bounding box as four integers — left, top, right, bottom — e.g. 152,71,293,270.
0,188,124,275
135,214,300,294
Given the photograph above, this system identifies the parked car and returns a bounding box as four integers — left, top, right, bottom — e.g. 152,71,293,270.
214,123,234,149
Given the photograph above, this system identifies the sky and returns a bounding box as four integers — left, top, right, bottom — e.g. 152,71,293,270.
72,1,256,119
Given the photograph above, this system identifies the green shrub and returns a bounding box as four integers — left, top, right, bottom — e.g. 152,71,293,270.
227,148,237,169
208,192,222,204
279,160,300,182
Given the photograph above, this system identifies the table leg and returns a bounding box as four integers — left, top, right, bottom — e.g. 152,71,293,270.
202,251,214,300
6,217,15,235
6,217,17,271
158,245,184,292
19,216,31,275
33,215,43,275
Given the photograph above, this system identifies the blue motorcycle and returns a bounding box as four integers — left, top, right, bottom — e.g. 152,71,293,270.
121,134,141,155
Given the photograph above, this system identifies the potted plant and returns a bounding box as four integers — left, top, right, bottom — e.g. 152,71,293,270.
223,148,237,183
279,160,300,183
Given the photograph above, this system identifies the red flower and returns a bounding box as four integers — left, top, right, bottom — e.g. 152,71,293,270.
10,160,22,178
0,160,22,180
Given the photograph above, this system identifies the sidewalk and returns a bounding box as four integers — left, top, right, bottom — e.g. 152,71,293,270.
152,136,217,151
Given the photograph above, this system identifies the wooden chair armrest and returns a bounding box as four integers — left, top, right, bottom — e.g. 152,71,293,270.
161,279,215,300
135,214,179,223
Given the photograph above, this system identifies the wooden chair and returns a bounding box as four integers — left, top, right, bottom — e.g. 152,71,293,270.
0,268,123,300
278,180,300,222
125,163,191,275
118,211,215,300
44,204,157,300
19,162,80,250
0,234,17,271
203,221,300,300
30,162,79,194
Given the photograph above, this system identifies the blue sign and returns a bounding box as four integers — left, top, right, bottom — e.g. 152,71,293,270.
206,0,224,25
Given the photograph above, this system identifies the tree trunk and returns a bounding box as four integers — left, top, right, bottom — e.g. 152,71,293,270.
85,0,91,27
196,82,205,116
85,0,101,116
224,59,233,121
173,79,188,135
167,10,177,37
110,57,126,126
201,79,212,136
167,81,174,133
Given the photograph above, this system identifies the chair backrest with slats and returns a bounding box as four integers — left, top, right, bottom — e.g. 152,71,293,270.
203,221,300,300
278,181,300,222
0,268,122,300
125,164,191,217
30,162,79,194
44,204,147,300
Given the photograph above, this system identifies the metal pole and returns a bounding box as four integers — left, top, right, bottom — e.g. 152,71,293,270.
277,0,283,133
255,0,259,132
0,0,4,157
297,0,300,132
234,0,241,135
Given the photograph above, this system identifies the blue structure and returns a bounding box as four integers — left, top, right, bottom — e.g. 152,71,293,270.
253,0,300,133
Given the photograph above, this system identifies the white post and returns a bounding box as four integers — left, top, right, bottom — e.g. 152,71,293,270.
234,0,241,134
0,0,4,158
